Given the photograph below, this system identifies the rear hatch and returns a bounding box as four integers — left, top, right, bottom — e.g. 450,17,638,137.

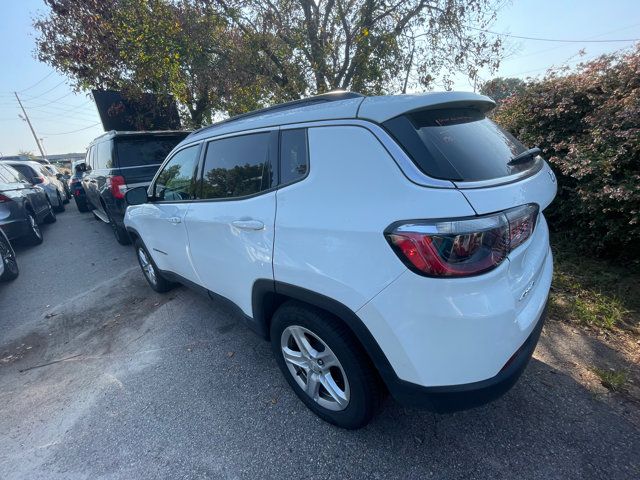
113,132,189,187
371,97,557,318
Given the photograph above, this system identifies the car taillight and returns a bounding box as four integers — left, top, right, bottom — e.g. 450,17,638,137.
0,193,11,203
385,204,539,278
107,175,127,199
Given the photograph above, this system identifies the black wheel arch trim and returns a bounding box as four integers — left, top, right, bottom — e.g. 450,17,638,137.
251,279,401,396
251,280,549,412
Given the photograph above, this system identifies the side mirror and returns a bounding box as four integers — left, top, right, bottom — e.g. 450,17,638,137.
125,186,149,206
32,177,44,185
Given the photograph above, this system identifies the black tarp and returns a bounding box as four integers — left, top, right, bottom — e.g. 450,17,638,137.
92,90,181,131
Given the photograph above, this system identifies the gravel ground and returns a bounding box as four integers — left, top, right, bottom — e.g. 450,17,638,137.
0,206,638,479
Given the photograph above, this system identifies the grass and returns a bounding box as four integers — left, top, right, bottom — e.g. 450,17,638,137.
549,235,639,333
592,368,628,392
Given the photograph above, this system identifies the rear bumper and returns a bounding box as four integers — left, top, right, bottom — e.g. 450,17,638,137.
389,301,547,412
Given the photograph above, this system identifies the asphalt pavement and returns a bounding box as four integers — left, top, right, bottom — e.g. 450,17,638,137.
0,205,638,479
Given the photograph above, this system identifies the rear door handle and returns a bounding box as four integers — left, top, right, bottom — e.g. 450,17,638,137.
231,220,264,230
168,217,182,224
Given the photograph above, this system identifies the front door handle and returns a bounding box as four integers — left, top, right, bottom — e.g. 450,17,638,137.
231,220,264,230
168,216,182,224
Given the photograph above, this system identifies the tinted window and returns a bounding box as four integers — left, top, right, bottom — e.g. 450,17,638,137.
96,141,113,169
280,129,308,184
0,165,10,184
153,145,200,201
383,108,533,181
10,164,36,181
201,133,272,200
115,134,188,168
1,164,25,183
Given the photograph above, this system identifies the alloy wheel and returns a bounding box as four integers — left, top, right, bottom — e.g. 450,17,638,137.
137,248,157,285
280,325,350,411
29,214,42,239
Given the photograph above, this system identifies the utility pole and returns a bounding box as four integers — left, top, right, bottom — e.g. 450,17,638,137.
14,92,47,160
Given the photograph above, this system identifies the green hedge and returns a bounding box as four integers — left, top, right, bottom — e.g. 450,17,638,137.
491,47,640,261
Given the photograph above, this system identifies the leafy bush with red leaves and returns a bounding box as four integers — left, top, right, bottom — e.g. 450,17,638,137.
492,47,640,261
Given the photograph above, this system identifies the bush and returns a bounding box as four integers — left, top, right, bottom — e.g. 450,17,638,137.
492,47,640,261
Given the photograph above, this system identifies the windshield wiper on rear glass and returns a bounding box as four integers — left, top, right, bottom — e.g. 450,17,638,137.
507,147,541,166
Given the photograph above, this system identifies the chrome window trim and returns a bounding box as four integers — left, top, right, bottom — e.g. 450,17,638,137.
190,118,544,190
279,119,455,189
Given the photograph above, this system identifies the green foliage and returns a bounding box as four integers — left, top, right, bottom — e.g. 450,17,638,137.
492,47,640,260
479,77,525,104
592,367,627,392
34,0,505,125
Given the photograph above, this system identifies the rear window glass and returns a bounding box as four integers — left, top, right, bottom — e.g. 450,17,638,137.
383,108,534,182
10,164,36,180
114,134,188,168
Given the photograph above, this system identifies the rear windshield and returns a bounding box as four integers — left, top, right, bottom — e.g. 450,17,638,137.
10,163,36,180
383,108,535,182
114,134,188,168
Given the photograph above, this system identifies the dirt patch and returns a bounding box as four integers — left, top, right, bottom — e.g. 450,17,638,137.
0,332,46,367
0,270,174,373
536,319,640,427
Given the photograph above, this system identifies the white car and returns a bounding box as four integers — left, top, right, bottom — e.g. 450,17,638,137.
124,91,557,429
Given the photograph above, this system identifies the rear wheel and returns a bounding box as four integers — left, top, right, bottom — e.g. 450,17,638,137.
75,197,90,212
43,199,57,224
107,208,131,245
0,234,19,281
22,211,43,246
270,301,382,429
134,239,175,293
54,191,65,212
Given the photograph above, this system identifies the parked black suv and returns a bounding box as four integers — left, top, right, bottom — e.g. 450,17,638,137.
0,163,56,245
82,130,189,244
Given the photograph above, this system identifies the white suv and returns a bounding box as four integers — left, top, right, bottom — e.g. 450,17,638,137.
124,91,557,429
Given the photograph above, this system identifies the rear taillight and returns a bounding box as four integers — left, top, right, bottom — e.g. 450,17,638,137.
0,193,11,203
385,204,539,278
107,175,127,199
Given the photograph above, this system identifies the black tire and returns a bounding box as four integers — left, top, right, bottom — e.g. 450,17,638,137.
43,198,57,224
0,235,19,281
54,192,65,212
107,208,131,245
134,239,175,293
22,210,43,246
75,197,90,213
270,301,382,429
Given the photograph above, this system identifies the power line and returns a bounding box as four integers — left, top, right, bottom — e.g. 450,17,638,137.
40,122,102,136
19,71,56,93
21,79,67,101
469,26,640,43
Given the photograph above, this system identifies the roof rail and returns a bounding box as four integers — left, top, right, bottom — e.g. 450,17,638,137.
191,91,365,137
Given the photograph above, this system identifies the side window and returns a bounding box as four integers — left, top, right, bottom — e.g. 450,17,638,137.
0,165,9,183
153,145,200,201
85,146,94,170
280,129,309,185
201,132,272,200
96,141,112,169
1,165,20,183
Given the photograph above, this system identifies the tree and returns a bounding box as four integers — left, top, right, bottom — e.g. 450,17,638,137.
35,0,268,126
35,0,506,125
480,76,525,103
214,0,505,94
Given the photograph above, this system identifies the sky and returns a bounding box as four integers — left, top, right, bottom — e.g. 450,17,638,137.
0,0,639,156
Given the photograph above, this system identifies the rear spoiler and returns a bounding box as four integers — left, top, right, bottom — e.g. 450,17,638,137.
357,92,496,124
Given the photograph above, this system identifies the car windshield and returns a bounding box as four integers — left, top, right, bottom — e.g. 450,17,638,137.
114,134,188,168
